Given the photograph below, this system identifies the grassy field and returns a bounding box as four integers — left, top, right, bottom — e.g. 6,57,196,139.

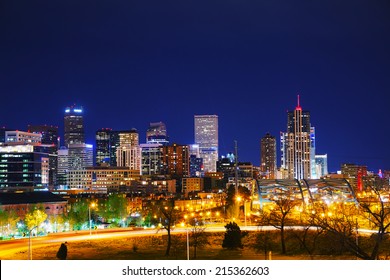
1,232,356,260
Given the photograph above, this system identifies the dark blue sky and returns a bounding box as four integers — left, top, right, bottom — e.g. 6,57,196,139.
1,0,389,173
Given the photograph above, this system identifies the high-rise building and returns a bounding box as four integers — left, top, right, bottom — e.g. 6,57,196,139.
194,115,218,173
64,105,84,147
281,96,311,179
260,133,277,179
95,128,112,166
0,144,56,190
140,143,164,176
146,122,169,145
162,143,190,178
310,127,317,178
57,147,69,188
28,125,60,186
315,154,328,178
68,143,93,171
116,145,141,172
109,129,138,166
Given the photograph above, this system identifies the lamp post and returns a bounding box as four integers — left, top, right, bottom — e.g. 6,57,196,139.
181,215,190,260
89,202,96,235
181,219,189,260
28,225,38,260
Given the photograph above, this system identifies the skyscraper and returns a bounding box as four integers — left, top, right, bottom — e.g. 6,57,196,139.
146,121,169,145
281,96,311,179
114,129,141,172
194,115,218,173
109,129,138,167
260,133,277,179
64,105,84,147
95,128,112,166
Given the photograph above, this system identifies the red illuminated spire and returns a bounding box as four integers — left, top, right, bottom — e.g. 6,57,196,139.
295,94,302,110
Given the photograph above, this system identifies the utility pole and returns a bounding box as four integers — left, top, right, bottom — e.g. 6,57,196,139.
234,140,239,219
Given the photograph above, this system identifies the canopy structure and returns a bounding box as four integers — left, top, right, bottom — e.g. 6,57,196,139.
253,178,356,209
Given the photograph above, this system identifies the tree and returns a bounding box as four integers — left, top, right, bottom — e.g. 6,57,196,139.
188,217,207,259
222,222,243,249
67,199,89,230
358,185,390,259
99,194,127,225
25,209,47,233
309,185,390,260
158,199,179,256
262,195,300,254
0,209,18,237
252,230,275,259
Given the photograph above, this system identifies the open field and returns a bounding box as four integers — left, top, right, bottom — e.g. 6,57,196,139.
1,232,357,260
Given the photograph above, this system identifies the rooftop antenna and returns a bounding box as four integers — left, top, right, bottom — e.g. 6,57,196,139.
296,94,302,110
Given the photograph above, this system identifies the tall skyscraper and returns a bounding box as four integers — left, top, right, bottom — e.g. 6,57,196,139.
194,115,218,173
95,128,112,166
64,105,84,147
146,121,169,145
260,133,277,179
281,96,311,179
109,129,138,166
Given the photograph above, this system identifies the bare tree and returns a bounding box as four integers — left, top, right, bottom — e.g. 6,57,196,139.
262,196,300,254
188,217,207,259
158,199,179,256
357,185,390,259
308,187,390,260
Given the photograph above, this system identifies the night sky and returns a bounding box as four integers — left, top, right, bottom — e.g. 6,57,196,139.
1,1,389,173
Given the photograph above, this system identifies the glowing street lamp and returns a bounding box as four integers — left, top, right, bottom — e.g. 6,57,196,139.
89,202,96,235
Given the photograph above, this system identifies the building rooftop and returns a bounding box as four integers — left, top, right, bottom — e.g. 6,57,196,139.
0,191,67,205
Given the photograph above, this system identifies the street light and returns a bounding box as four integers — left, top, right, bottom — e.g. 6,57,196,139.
28,225,38,260
181,222,189,260
89,202,96,235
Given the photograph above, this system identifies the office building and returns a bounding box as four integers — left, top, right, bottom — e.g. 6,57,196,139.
95,128,112,166
140,143,163,176
109,129,138,166
260,133,277,179
0,144,57,190
68,143,93,171
5,130,42,144
162,143,190,177
64,105,84,147
27,125,59,148
146,122,169,145
341,163,367,191
57,147,69,188
194,115,218,172
315,154,328,178
280,96,312,179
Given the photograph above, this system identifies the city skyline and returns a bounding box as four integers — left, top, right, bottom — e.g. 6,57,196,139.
1,1,389,173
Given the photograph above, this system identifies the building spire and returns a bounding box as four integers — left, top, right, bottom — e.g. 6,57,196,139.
296,94,302,110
